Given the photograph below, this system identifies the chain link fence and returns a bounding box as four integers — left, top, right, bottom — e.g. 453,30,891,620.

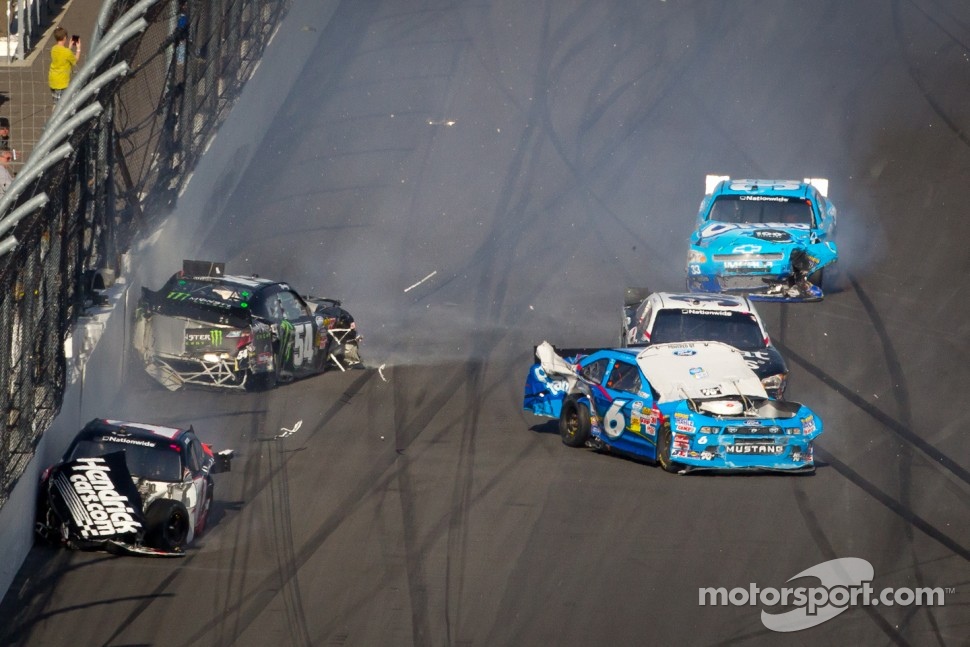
0,0,289,507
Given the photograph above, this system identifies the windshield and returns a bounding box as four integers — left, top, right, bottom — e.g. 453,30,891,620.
708,195,813,226
69,439,183,482
650,310,766,350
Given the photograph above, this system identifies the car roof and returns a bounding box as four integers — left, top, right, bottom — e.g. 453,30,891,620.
78,418,189,443
635,341,767,402
174,272,278,291
652,292,757,314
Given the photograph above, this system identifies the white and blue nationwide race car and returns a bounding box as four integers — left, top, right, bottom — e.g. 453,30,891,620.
523,341,823,473
686,176,839,301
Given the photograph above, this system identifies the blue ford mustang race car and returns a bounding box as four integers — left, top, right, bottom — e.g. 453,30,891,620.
523,341,822,473
686,176,838,301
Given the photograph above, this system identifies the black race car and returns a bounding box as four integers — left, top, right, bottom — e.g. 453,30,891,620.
36,418,233,556
621,290,790,398
133,261,362,390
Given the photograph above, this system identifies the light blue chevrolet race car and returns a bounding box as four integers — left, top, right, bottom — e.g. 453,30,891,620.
523,341,822,473
686,176,838,301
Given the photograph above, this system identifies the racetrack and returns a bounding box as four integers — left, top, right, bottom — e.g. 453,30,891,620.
2,0,969,645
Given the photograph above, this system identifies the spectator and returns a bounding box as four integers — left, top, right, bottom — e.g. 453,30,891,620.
49,27,81,103
0,149,14,197
0,117,9,150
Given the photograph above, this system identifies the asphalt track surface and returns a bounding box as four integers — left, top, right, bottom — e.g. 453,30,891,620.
3,1,970,645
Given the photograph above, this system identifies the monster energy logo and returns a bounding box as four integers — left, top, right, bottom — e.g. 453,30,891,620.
210,329,223,345
279,320,294,363
167,292,191,300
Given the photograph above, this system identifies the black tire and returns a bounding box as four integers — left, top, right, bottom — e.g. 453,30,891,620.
656,423,679,473
559,398,591,448
808,267,824,290
248,362,278,391
144,499,190,552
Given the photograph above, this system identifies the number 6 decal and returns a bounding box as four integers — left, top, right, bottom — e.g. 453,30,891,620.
604,400,627,439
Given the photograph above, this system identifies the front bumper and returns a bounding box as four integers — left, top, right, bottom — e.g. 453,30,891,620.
687,272,823,302
669,434,816,472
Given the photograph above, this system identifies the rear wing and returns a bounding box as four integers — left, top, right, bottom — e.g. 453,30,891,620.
182,260,226,280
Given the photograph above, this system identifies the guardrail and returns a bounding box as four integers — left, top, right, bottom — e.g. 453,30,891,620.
0,0,290,508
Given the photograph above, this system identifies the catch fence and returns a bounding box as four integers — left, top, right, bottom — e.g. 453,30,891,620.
0,0,289,507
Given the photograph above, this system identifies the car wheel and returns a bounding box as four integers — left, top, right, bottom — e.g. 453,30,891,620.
559,398,591,448
144,499,190,552
656,422,679,473
808,267,824,290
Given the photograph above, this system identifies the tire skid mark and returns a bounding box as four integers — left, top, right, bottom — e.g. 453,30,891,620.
813,445,969,563
268,417,313,647
777,271,970,647
792,483,912,645
166,353,532,647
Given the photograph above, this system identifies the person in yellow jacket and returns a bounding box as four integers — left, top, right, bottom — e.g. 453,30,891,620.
49,27,81,103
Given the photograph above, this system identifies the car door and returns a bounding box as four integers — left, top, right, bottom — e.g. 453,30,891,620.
266,287,317,376
181,432,210,535
589,357,659,460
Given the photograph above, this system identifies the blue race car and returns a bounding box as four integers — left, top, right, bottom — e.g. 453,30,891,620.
686,176,838,301
523,341,822,473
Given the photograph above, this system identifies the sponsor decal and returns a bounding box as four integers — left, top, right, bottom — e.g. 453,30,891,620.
674,413,695,433
753,229,791,242
682,308,731,316
629,401,644,432
167,291,191,300
534,366,568,394
725,444,783,454
279,320,294,362
689,367,708,379
52,454,145,540
674,349,697,356
738,195,788,202
96,435,155,448
801,416,816,435
210,329,223,345
731,244,763,254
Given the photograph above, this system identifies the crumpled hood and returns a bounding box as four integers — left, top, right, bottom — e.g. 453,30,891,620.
693,222,814,252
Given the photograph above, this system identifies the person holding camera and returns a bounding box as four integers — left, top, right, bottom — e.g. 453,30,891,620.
49,27,81,104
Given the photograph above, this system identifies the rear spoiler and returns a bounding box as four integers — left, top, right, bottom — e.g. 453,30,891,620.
531,344,604,363
182,260,226,280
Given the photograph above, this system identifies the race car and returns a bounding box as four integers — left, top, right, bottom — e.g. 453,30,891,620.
686,176,839,301
36,419,234,556
621,290,789,398
523,341,822,473
133,260,362,390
